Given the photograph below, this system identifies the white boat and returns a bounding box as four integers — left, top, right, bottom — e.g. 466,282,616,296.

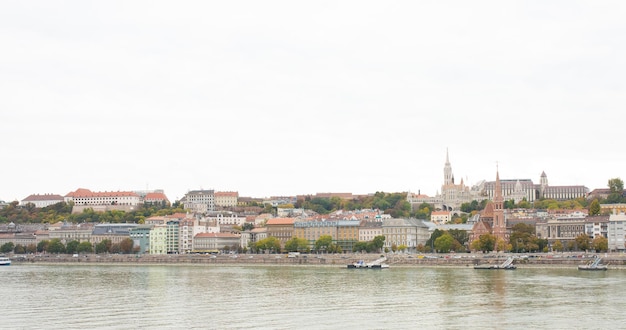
0,256,11,266
578,257,608,271
347,256,389,269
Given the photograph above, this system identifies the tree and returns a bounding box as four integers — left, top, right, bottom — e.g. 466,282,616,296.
254,237,281,253
14,244,26,254
434,233,454,253
591,236,608,252
589,199,601,216
77,241,93,254
119,238,134,254
66,240,80,254
606,178,625,204
608,178,624,193
37,240,50,253
96,239,112,254
477,234,496,252
1,242,15,253
371,235,385,252
315,235,333,252
47,239,66,254
552,240,563,252
574,234,590,251
285,237,309,252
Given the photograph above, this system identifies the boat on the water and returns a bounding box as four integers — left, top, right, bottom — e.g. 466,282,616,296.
474,256,516,270
0,256,11,266
578,257,608,271
347,256,389,269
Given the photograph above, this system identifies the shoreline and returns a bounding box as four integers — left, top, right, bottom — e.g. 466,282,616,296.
8,253,626,270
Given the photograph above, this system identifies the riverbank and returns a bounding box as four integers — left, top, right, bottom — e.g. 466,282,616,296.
8,252,626,269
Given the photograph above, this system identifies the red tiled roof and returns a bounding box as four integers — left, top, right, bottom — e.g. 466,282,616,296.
145,192,169,201
65,188,139,198
266,218,295,225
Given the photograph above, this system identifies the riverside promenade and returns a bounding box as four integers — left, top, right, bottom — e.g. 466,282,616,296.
10,252,626,268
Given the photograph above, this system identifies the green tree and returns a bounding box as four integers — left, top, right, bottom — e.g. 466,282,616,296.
37,240,50,253
66,240,80,254
47,238,66,254
552,240,563,252
370,235,385,253
591,236,608,252
589,199,601,216
606,178,625,204
1,242,15,253
77,241,93,254
315,235,333,252
477,233,496,252
426,229,445,251
574,234,590,251
14,244,26,254
353,241,369,253
448,229,469,247
96,239,112,254
434,233,455,253
285,237,309,252
608,178,624,193
255,237,281,253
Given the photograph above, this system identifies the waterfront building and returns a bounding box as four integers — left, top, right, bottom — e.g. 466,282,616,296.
293,220,360,252
193,233,240,252
166,220,180,254
129,225,153,254
265,218,295,248
241,227,267,250
48,222,94,244
381,218,430,252
359,221,382,242
535,214,609,247
608,212,626,251
183,190,215,213
20,193,64,208
179,217,195,254
91,223,137,246
149,225,167,254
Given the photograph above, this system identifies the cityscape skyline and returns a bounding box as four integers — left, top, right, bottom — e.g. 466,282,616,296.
1,2,624,203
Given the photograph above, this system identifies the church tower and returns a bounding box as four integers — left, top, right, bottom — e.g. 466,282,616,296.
492,167,507,248
444,148,453,186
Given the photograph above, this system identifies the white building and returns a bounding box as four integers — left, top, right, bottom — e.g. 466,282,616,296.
20,194,65,208
608,213,626,251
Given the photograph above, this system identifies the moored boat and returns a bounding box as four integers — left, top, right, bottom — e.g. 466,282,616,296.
474,257,516,270
578,257,608,271
347,256,389,269
0,256,11,266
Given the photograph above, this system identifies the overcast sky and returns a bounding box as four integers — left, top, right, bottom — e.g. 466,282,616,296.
1,1,625,202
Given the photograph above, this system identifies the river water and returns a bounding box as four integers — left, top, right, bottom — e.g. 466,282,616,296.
2,264,625,329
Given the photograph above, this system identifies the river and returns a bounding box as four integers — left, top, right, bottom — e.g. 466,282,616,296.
2,264,625,329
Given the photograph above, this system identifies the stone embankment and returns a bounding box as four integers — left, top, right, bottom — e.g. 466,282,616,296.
10,253,626,268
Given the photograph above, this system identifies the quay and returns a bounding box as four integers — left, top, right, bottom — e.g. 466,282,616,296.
8,253,626,268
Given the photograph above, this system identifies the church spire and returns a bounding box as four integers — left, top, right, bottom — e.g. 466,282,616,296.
444,148,453,186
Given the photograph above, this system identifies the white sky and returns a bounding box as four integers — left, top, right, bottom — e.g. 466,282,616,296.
1,1,625,202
